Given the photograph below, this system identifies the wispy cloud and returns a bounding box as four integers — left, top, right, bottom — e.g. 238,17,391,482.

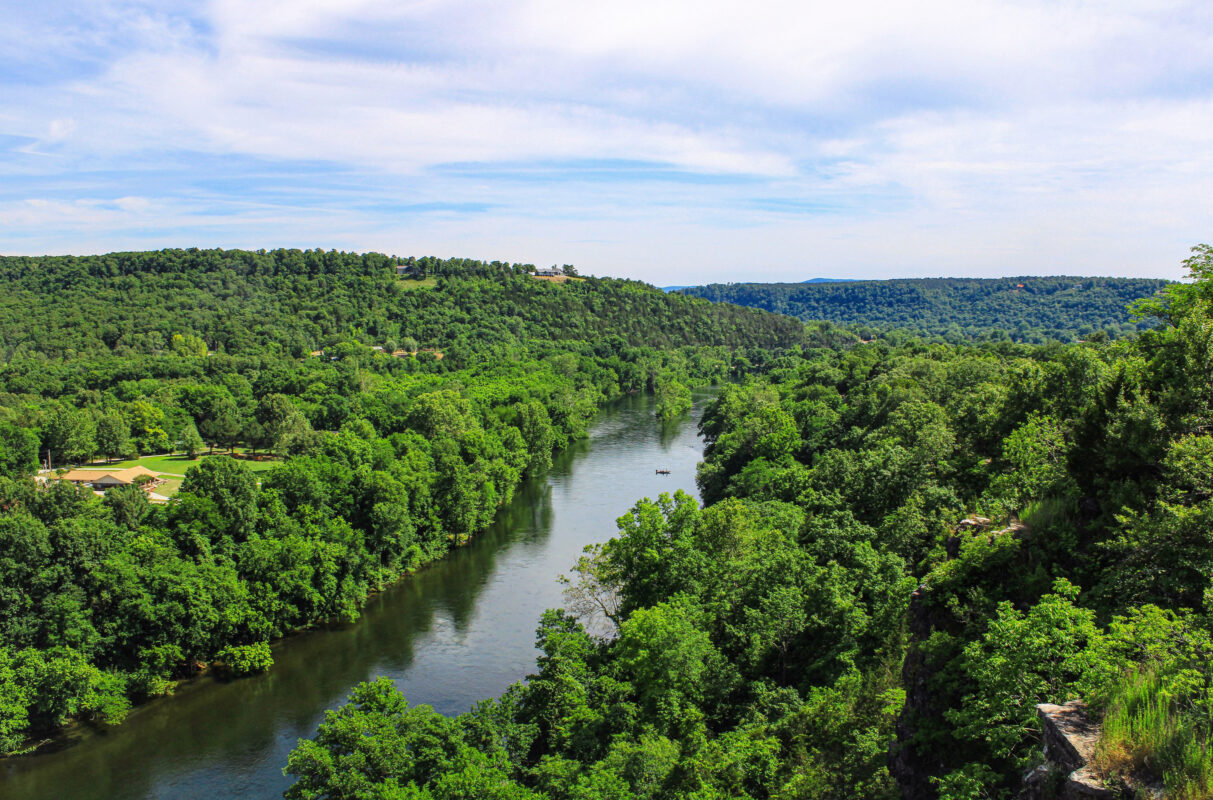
0,0,1210,280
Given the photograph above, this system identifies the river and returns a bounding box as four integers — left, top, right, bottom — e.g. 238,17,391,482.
3,389,712,800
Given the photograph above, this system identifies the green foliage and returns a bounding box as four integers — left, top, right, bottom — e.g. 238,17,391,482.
216,642,273,676
9,243,1213,796
181,423,204,459
1096,669,1213,800
1092,608,1213,799
944,581,1109,772
654,378,692,421
0,247,796,755
0,419,38,478
0,248,805,365
681,276,1170,342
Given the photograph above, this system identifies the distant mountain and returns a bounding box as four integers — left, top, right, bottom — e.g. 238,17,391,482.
801,278,854,283
677,276,1171,343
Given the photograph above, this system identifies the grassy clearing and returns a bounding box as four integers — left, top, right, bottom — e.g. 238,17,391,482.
398,276,438,290
528,274,585,283
155,477,184,497
83,451,281,476
1095,669,1213,799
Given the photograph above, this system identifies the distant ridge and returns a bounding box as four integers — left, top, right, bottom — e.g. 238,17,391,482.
677,276,1171,343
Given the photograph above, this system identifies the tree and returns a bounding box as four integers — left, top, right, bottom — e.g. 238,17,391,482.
179,457,258,544
945,580,1109,781
171,333,208,358
0,420,38,478
285,678,471,800
181,423,204,459
41,404,95,469
654,379,692,422
104,484,150,530
256,393,310,455
130,401,171,454
199,399,241,454
94,412,130,464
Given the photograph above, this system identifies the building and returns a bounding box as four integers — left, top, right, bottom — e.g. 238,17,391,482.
58,466,164,491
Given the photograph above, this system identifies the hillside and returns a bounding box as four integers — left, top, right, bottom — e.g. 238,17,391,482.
0,248,827,758
678,276,1170,342
0,249,811,364
283,247,1213,799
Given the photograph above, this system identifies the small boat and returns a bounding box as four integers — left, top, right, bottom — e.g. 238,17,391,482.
655,469,671,475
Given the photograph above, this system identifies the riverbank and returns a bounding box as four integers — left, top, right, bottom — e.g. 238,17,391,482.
3,390,713,800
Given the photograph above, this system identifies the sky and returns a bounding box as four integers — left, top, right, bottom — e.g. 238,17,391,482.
1,1,1211,283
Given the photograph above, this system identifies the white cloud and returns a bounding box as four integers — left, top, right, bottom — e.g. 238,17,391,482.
0,1,1210,279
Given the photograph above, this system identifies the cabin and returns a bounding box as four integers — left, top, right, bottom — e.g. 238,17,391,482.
534,266,561,277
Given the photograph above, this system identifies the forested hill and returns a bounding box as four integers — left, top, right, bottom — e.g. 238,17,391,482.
0,248,824,758
678,276,1170,342
282,245,1213,799
0,248,808,364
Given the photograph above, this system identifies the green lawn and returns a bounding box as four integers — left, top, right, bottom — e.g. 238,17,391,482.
83,451,281,477
156,477,184,498
398,276,437,290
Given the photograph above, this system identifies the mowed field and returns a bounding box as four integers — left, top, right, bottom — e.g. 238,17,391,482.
78,451,281,496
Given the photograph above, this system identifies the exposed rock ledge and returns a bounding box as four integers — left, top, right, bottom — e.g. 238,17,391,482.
1021,701,1162,800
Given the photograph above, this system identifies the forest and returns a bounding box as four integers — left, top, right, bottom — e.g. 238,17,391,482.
0,249,817,757
3,245,1211,799
677,276,1170,343
285,247,1213,799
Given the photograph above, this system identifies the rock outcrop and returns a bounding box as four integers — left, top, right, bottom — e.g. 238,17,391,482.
1020,701,1162,800
889,586,944,800
891,517,1032,799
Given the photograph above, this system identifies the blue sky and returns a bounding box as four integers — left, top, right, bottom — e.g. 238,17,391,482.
1,0,1211,283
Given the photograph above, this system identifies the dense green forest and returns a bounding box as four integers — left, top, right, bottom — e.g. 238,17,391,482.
678,276,1170,342
0,249,805,365
0,249,821,755
286,247,1213,799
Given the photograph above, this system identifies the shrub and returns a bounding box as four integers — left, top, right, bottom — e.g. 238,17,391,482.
216,642,273,677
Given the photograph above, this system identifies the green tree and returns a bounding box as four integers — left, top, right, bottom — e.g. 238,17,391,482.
654,379,692,422
171,333,208,358
94,411,130,464
181,423,204,459
41,404,95,468
179,457,258,544
103,484,150,530
0,419,38,478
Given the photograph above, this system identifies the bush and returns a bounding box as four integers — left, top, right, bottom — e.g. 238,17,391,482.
216,642,273,677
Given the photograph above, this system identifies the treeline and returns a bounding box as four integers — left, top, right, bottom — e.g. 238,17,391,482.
0,250,818,755
0,355,616,754
678,275,1170,343
0,248,808,362
286,246,1213,799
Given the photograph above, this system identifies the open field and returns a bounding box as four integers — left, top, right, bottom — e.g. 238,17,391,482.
83,451,281,476
398,276,438,290
156,477,184,497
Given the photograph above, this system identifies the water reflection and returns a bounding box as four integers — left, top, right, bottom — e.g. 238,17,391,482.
3,390,711,800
